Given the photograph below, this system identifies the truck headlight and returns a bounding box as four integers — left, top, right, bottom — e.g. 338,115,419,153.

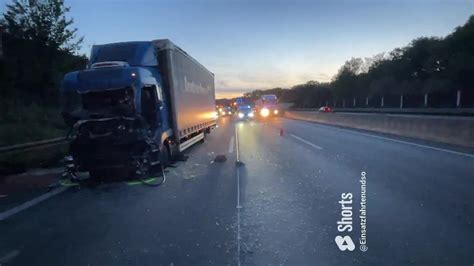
274,109,279,115
238,112,244,118
260,108,270,117
248,112,254,118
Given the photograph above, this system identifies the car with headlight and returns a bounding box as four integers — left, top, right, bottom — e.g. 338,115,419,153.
219,106,233,116
236,105,255,119
255,94,280,117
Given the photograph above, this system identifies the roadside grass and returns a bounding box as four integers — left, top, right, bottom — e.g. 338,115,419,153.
0,102,67,146
0,143,68,176
0,101,69,175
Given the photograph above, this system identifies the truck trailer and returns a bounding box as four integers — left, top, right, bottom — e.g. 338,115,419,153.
61,39,216,179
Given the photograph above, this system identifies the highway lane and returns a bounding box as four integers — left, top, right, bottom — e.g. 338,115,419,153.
0,116,473,265
0,116,238,265
238,117,473,265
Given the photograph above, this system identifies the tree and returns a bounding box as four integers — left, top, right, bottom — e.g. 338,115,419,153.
1,0,83,53
243,15,474,108
0,0,87,105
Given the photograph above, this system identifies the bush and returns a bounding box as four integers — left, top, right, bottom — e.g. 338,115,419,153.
0,98,67,146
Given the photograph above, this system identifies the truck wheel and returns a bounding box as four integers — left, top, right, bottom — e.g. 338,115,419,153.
160,142,171,168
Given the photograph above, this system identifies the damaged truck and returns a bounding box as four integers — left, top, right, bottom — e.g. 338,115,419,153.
61,39,216,179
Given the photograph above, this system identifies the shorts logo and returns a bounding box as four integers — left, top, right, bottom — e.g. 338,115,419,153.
335,235,355,251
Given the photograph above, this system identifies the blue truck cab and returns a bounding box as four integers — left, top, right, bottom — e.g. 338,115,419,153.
61,40,216,179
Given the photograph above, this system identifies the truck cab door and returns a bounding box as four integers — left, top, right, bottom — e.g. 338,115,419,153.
141,85,161,128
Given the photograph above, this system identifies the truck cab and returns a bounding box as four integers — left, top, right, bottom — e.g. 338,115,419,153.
61,40,216,179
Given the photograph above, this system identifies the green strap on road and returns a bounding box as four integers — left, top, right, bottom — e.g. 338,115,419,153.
126,177,157,186
59,177,161,187
60,179,79,187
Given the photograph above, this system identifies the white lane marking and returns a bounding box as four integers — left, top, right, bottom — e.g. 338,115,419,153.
229,136,235,154
340,128,474,158
234,124,242,266
322,123,474,158
235,125,241,163
236,167,242,266
0,187,68,221
285,118,474,158
290,134,323,150
0,249,20,263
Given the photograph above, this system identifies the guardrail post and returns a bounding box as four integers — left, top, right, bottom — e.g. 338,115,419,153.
424,93,428,107
400,95,404,109
381,97,384,108
343,99,346,108
366,97,369,106
457,90,461,107
353,98,356,107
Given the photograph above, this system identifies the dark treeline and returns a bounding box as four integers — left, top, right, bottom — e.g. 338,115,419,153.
0,0,86,145
0,0,87,107
0,33,87,105
245,16,474,108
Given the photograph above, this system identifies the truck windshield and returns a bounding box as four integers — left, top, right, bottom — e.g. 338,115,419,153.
81,88,134,113
90,43,138,65
261,95,277,103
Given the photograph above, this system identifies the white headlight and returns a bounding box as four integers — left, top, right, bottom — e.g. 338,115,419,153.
238,112,244,118
274,109,279,114
248,112,254,117
260,108,270,117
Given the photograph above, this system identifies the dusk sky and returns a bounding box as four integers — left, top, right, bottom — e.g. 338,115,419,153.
1,0,473,98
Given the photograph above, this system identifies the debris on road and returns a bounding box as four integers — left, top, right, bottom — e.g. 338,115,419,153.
214,155,227,162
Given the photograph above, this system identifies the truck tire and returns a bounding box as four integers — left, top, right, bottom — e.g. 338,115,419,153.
160,142,171,168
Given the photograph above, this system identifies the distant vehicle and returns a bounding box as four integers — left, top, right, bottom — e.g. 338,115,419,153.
61,39,216,179
255,94,280,117
234,97,250,107
219,106,233,116
236,105,255,119
318,106,333,113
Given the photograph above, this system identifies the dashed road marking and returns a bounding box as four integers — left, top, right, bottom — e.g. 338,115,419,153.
331,127,474,158
290,134,323,150
285,118,474,158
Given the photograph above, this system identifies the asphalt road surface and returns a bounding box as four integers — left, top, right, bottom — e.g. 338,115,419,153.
1,116,473,265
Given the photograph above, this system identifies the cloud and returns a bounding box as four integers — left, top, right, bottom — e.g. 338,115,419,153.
209,51,341,98
214,69,335,92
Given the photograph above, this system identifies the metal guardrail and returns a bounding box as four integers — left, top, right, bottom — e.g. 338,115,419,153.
0,137,68,154
292,108,474,116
